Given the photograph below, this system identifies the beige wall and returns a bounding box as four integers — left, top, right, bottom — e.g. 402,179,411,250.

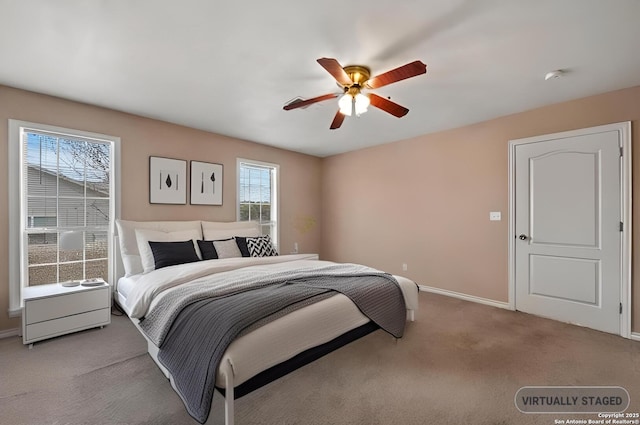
2,83,639,335
321,85,640,332
0,85,323,332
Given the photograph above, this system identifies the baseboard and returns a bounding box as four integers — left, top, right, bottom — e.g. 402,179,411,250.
0,328,20,339
420,286,639,341
419,285,512,310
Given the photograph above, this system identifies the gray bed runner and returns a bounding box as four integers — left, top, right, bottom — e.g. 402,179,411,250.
144,269,406,424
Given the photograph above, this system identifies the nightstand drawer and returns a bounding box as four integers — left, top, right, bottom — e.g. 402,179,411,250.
25,308,110,342
25,288,108,325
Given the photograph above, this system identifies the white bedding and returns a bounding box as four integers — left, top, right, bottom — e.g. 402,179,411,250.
116,274,142,299
123,254,320,318
117,253,418,388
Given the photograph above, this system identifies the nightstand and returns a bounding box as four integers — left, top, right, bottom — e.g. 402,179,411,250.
22,280,111,348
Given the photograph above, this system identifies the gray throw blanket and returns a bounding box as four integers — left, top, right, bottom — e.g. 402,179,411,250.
141,266,406,424
141,263,402,346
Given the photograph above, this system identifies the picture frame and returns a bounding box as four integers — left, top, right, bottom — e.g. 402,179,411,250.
190,161,223,205
149,156,187,204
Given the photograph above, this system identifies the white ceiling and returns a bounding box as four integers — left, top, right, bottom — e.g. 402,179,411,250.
2,0,639,157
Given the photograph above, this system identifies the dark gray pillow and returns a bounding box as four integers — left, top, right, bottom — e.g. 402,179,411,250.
148,240,200,270
234,236,251,257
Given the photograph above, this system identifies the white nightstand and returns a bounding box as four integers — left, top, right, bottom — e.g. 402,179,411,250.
22,280,111,348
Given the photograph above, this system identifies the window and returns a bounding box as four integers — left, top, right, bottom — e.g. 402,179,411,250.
237,159,279,248
8,120,120,315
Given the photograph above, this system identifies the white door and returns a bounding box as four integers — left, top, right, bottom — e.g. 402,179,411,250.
514,127,622,334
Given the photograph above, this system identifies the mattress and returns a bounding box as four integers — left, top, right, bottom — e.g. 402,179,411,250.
216,276,416,387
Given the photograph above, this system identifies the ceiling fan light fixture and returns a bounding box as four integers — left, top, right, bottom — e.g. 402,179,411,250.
338,93,353,116
338,90,370,117
354,92,370,116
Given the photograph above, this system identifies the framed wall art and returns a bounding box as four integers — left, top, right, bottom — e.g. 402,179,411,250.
190,161,223,205
149,156,187,204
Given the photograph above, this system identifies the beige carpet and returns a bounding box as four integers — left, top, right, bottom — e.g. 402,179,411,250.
1,292,639,425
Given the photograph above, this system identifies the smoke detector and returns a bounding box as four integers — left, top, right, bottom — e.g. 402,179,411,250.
544,70,565,81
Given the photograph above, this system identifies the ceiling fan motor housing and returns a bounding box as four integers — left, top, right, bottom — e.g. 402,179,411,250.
342,65,371,88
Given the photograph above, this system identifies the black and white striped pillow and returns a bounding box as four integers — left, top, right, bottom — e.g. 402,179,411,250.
246,235,278,257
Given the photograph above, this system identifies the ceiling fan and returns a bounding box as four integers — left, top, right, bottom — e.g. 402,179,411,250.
283,58,427,130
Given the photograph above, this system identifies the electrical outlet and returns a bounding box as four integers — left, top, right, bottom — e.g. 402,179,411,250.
490,211,501,221
402,263,408,271
292,242,298,254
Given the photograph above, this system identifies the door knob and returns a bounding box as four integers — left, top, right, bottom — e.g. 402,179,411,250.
519,234,528,240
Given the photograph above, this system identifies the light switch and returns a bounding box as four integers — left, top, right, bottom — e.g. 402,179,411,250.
490,211,501,221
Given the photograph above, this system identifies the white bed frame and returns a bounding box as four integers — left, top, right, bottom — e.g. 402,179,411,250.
112,230,417,425
114,234,240,424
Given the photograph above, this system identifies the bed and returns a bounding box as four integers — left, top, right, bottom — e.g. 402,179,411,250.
113,219,419,425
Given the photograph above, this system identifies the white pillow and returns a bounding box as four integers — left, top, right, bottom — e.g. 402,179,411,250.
135,228,202,274
116,219,202,276
202,221,260,240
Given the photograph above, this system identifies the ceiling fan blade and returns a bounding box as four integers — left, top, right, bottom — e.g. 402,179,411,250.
283,93,338,110
330,110,345,130
317,58,353,86
368,93,409,118
365,60,427,89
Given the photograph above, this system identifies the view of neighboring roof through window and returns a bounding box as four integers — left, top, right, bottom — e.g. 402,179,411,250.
24,131,112,286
